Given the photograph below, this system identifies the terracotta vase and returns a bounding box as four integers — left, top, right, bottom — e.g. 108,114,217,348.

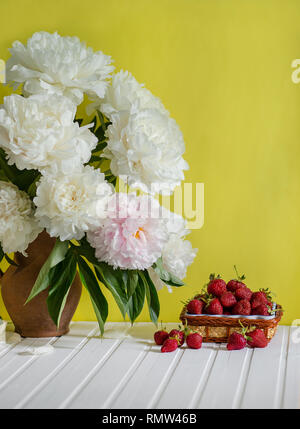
0,231,82,337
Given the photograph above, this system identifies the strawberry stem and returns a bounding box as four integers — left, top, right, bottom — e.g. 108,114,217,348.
234,265,246,281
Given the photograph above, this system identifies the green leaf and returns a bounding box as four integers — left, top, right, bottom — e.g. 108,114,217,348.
25,240,69,304
0,244,4,264
140,271,160,324
13,170,40,193
92,141,107,153
4,254,18,267
94,263,128,319
153,257,185,287
90,116,98,133
47,253,77,328
75,236,99,265
126,270,139,300
127,278,145,324
77,257,108,335
0,149,18,182
88,155,101,164
75,118,83,126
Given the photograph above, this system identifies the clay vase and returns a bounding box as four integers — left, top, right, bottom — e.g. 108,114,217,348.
0,230,82,337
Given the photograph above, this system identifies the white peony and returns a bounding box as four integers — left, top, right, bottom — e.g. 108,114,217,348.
161,234,197,280
0,94,97,174
94,70,168,118
148,209,197,291
6,31,114,105
104,108,189,195
0,181,42,255
34,166,114,241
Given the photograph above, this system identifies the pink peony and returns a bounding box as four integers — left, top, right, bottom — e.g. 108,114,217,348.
87,193,168,270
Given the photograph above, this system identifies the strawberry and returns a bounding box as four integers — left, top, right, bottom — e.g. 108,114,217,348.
169,328,185,346
227,265,247,292
220,291,237,308
235,286,252,301
206,297,223,315
161,337,179,353
223,310,232,315
251,289,272,309
154,329,169,345
186,332,203,349
232,299,251,315
207,274,227,297
227,332,247,350
251,304,270,316
187,299,204,314
227,321,250,350
247,329,268,348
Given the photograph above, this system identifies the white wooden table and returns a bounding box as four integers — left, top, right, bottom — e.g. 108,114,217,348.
0,322,298,409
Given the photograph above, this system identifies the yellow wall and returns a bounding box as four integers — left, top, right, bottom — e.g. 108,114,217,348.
1,0,300,325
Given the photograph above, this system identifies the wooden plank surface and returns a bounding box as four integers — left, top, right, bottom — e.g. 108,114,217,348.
0,323,297,409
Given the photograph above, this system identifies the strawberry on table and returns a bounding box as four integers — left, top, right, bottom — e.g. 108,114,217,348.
161,337,179,353
169,328,185,346
247,329,268,348
207,274,227,297
186,332,203,349
154,329,169,345
227,265,247,292
227,321,250,350
227,332,247,350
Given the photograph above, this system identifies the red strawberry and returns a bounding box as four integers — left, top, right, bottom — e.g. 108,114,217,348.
207,274,227,297
232,299,251,315
161,338,179,353
187,299,204,314
206,297,223,315
186,332,203,349
235,286,252,301
154,329,169,345
251,304,269,316
227,332,247,350
169,329,185,346
227,265,247,292
220,291,237,308
247,329,268,348
251,289,270,309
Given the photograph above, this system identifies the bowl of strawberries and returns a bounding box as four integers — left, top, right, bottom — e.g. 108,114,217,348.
180,266,283,344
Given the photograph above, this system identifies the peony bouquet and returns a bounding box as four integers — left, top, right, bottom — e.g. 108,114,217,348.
0,32,197,333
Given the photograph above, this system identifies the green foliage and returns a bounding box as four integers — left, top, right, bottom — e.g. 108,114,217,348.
152,257,185,287
140,271,160,325
94,262,128,319
77,257,108,335
0,148,40,196
0,244,4,264
47,251,77,328
25,240,69,304
126,276,145,324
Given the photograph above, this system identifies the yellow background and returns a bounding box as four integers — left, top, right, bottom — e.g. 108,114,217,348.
0,0,300,325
